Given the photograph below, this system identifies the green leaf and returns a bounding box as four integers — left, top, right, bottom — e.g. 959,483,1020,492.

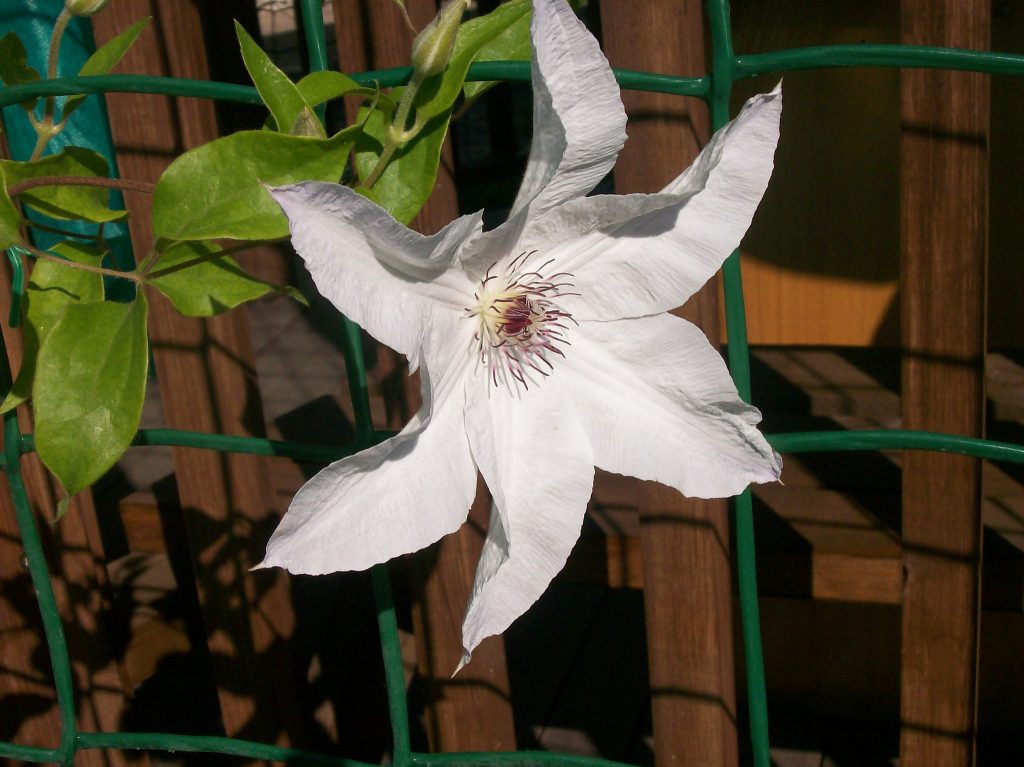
0,165,22,248
62,18,150,123
235,21,324,137
412,0,530,126
2,147,127,223
355,89,450,225
295,70,368,108
148,240,306,317
152,128,355,242
1,242,106,414
34,292,149,496
0,32,40,110
462,3,531,101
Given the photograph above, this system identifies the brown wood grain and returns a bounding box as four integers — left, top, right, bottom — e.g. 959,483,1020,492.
899,1,988,765
91,1,305,754
332,0,516,751
600,2,739,765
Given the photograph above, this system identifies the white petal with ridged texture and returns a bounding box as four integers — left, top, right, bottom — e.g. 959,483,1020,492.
566,314,781,498
513,0,626,218
260,316,478,574
271,181,481,359
459,0,627,276
530,85,781,321
459,374,594,667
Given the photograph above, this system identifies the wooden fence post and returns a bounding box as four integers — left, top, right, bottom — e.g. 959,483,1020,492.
92,1,306,754
600,2,739,765
900,1,989,765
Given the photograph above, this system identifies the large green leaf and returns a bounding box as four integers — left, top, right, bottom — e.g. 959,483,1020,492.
295,70,371,108
0,31,40,110
2,147,127,223
1,242,105,414
0,165,21,248
34,292,149,496
62,18,150,123
152,128,355,242
463,3,531,101
412,0,530,126
235,21,323,137
355,90,450,225
148,240,305,316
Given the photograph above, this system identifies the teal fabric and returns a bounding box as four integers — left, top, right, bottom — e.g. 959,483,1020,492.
0,0,135,283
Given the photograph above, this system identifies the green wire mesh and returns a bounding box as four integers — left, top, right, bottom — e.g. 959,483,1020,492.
2,1,1024,765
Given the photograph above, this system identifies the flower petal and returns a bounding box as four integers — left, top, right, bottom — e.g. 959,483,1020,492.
513,0,626,218
459,374,595,666
260,316,477,574
532,85,782,321
458,0,627,275
566,313,781,498
271,181,481,359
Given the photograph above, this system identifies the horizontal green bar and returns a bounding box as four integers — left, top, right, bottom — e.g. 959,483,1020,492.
736,44,1024,79
6,42,1022,112
0,74,262,109
414,751,637,767
0,63,706,110
0,741,61,764
3,428,1021,474
12,428,391,465
767,429,1024,464
77,732,369,767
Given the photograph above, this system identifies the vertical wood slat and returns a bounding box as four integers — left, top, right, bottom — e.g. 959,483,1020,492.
91,1,304,753
599,2,739,765
0,273,139,766
900,1,989,765
332,0,516,751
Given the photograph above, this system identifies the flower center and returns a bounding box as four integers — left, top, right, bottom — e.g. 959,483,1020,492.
466,251,578,390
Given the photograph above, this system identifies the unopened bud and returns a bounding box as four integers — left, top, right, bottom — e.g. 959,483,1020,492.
65,0,111,17
411,0,468,78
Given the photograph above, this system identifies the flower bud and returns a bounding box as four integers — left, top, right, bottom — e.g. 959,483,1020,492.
411,0,468,78
65,0,111,17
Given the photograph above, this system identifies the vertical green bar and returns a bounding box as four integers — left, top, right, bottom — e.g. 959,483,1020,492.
372,565,414,767
706,2,772,766
0,346,79,765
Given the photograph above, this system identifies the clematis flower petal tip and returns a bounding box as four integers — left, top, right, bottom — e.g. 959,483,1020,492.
264,0,786,670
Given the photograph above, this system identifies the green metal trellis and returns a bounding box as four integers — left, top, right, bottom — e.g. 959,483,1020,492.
2,0,1024,765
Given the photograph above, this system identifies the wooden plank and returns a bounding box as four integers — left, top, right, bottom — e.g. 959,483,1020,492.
599,2,738,764
91,1,306,752
332,0,515,751
899,1,989,765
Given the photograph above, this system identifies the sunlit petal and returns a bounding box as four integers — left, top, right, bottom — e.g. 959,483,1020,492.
528,85,782,321
260,317,477,574
459,373,594,664
459,0,627,274
271,181,481,359
566,314,781,498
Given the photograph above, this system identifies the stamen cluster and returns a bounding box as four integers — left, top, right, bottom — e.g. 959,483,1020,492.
466,251,578,390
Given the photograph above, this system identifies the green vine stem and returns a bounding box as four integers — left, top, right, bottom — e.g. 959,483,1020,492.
362,69,427,189
21,242,142,283
142,238,284,279
30,8,73,161
6,175,156,198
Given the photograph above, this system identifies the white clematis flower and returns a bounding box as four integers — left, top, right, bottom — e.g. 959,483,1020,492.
262,0,783,669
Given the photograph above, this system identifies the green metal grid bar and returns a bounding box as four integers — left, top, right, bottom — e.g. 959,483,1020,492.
2,0,1024,764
